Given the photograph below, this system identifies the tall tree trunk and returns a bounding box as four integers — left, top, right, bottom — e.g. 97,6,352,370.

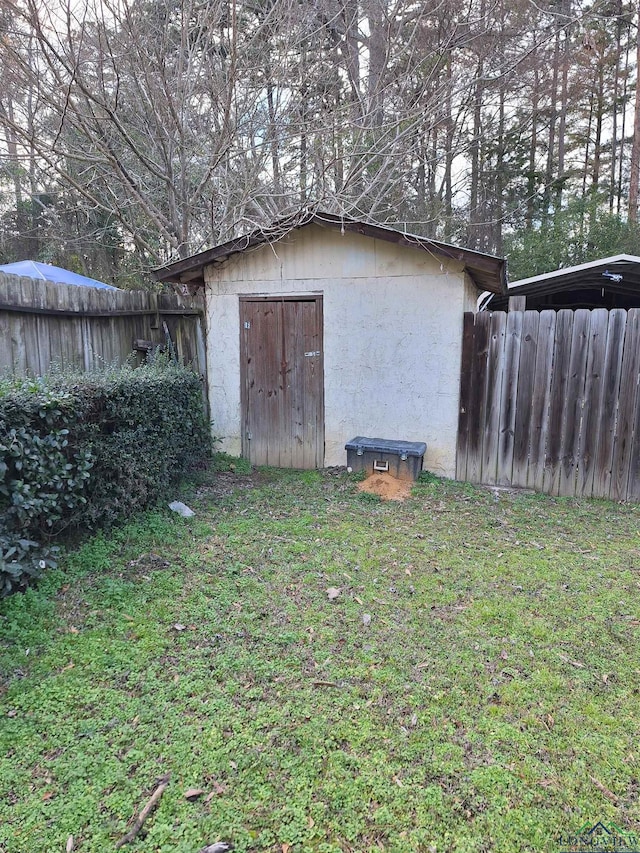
468,0,486,249
444,52,453,240
617,21,631,214
527,65,539,229
543,28,560,225
629,2,640,222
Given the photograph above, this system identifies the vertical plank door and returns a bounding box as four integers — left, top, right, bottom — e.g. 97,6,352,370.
240,297,324,469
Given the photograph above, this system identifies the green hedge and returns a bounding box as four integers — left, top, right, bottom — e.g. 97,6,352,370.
0,361,211,593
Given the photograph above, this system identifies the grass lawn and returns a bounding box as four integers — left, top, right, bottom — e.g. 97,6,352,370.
1,467,640,853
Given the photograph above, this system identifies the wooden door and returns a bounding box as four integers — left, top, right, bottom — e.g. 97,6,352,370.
240,297,324,468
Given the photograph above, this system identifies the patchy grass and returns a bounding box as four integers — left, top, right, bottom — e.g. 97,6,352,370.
1,469,640,852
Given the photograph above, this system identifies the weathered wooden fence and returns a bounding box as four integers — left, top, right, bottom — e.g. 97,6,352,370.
457,308,640,501
0,272,206,381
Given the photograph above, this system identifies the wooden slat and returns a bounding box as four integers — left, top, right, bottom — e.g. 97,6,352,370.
576,309,609,498
496,310,523,486
480,311,507,485
465,311,491,484
511,310,540,488
611,308,640,501
557,309,591,497
626,364,640,500
543,310,574,495
9,278,27,374
19,278,39,375
304,299,324,468
591,309,627,499
527,310,556,492
456,312,475,481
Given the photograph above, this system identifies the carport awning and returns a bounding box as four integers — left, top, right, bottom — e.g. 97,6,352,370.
487,254,640,310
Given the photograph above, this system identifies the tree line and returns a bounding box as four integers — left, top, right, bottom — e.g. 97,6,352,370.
0,0,639,286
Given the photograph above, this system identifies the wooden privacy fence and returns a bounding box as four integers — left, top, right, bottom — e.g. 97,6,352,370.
457,308,640,502
0,272,206,381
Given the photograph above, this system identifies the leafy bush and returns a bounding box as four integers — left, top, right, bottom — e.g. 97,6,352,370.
0,360,211,593
0,534,58,596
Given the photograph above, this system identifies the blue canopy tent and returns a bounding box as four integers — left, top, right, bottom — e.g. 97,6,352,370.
0,261,119,290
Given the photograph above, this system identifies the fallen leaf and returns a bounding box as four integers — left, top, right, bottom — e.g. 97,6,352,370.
60,585,70,593
229,761,238,770
307,816,315,828
173,623,187,631
282,844,291,853
362,613,371,626
7,709,17,717
416,662,429,670
42,791,54,801
326,587,341,600
60,662,75,673
66,836,74,852
69,626,79,634
205,780,226,801
354,596,364,605
122,614,135,622
405,568,412,576
184,788,205,801
410,713,418,727
500,649,508,660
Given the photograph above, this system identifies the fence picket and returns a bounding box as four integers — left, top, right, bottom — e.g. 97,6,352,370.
611,309,640,501
592,309,627,499
456,313,477,481
528,311,556,492
543,310,574,496
511,311,539,488
558,309,591,497
481,311,507,484
496,311,523,485
576,309,609,498
466,312,491,484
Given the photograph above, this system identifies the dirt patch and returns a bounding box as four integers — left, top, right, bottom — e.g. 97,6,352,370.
357,472,412,501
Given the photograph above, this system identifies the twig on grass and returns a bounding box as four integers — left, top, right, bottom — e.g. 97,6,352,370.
312,680,338,687
590,776,619,804
115,773,171,848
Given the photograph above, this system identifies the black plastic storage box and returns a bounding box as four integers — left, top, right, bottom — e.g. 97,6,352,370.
345,436,427,482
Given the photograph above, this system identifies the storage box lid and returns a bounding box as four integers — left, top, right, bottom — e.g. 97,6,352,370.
345,436,427,457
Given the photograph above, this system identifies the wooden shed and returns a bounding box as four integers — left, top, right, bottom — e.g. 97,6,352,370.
155,212,505,477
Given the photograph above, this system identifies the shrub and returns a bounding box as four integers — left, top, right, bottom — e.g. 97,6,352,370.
0,360,211,592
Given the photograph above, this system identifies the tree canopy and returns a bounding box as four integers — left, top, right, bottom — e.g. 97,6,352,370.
0,0,638,284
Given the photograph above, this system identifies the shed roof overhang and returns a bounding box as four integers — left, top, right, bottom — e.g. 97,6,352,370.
153,211,507,295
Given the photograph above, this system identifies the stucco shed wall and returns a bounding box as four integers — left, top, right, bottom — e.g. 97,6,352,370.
204,224,471,478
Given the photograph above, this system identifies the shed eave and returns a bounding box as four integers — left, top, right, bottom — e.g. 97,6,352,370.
153,212,506,294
